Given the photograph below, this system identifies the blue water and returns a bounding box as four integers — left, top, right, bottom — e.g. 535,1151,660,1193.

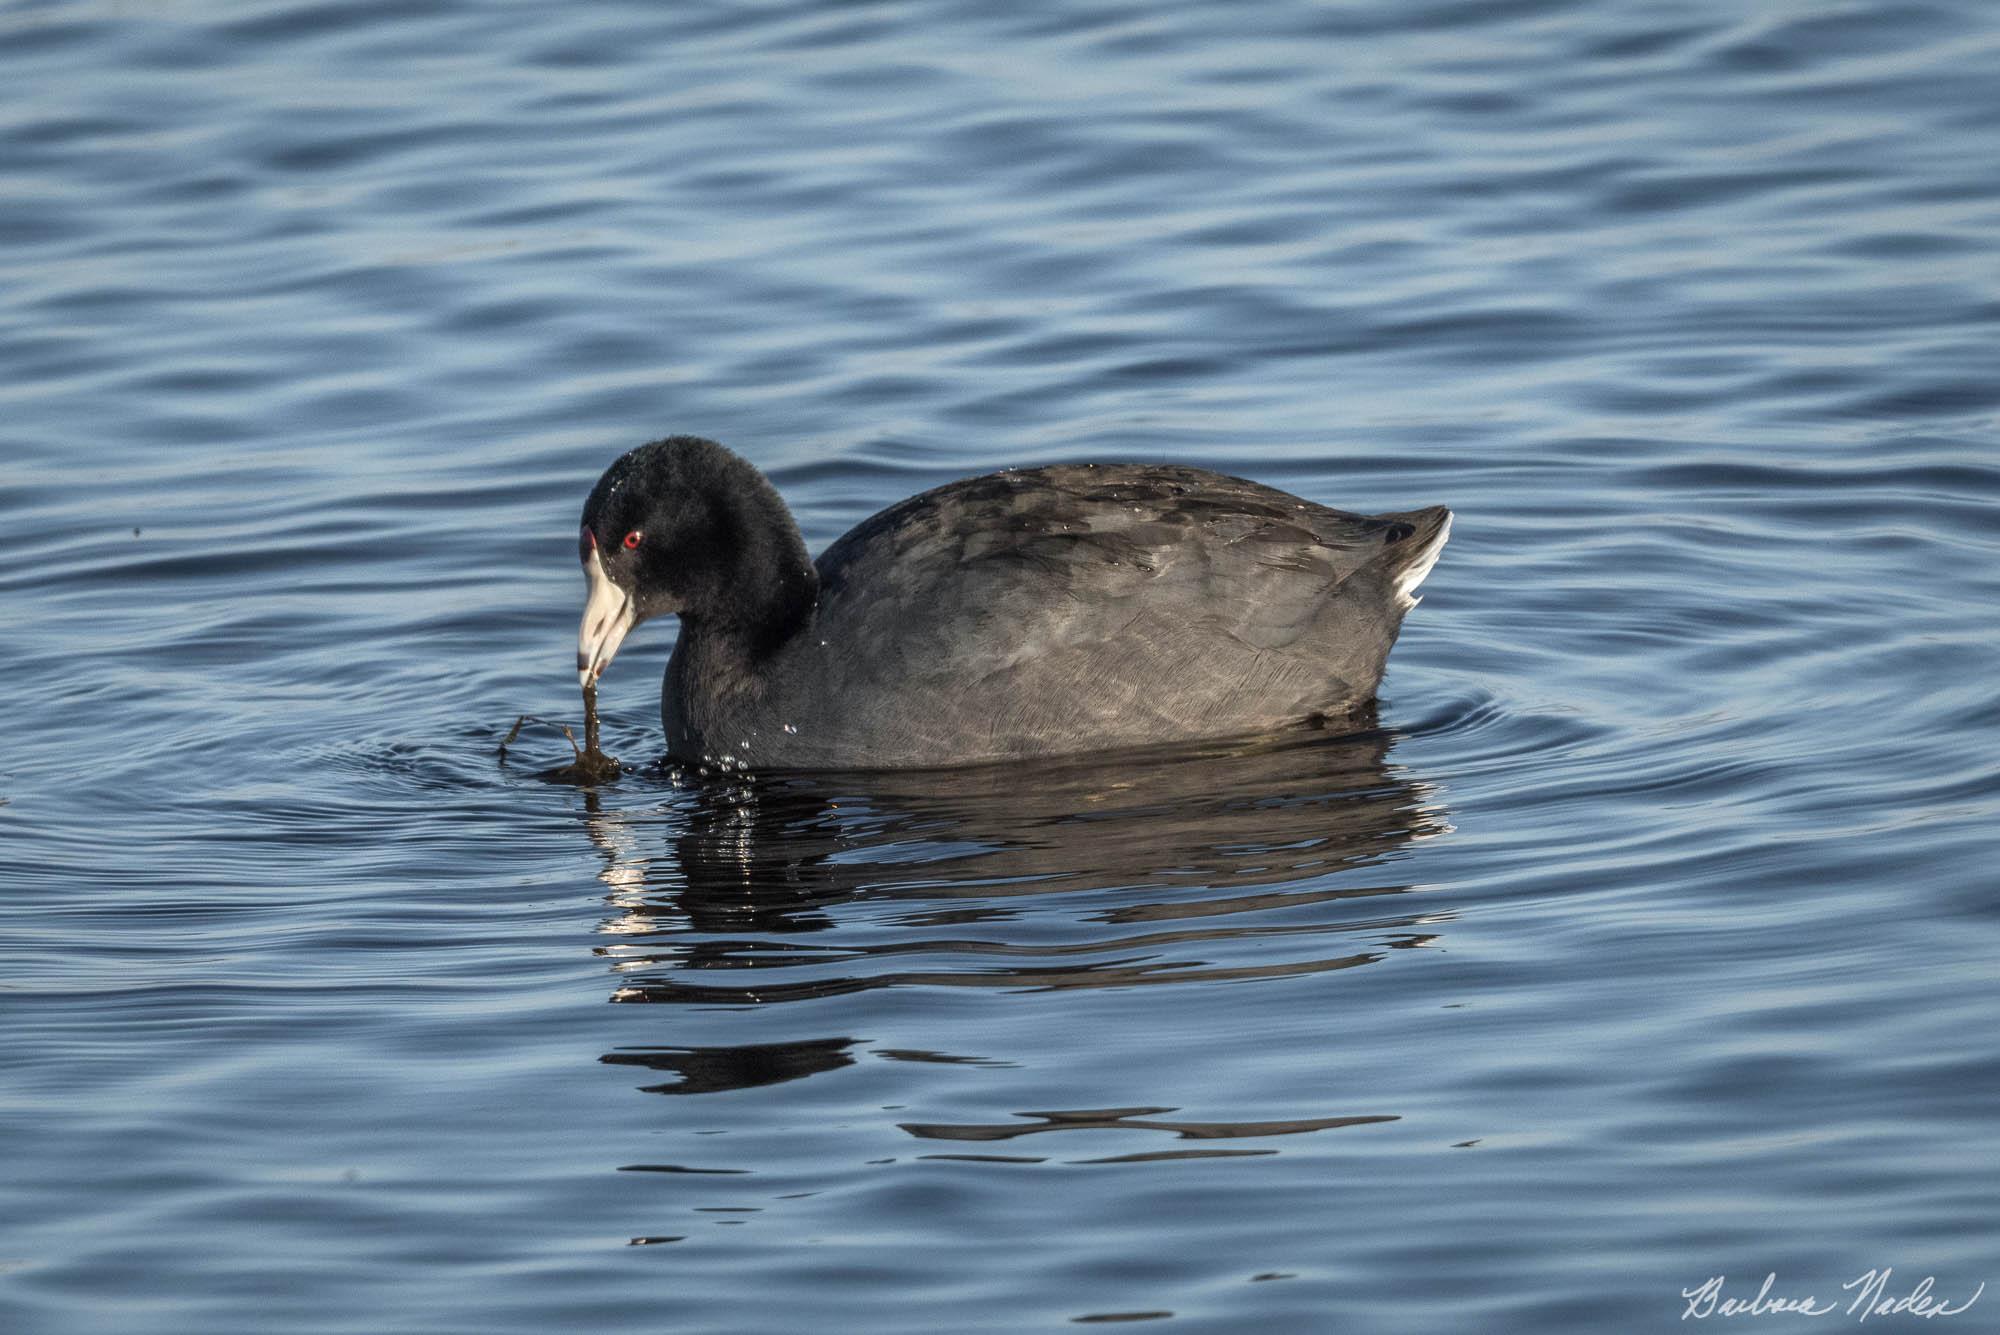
4,2,1998,1331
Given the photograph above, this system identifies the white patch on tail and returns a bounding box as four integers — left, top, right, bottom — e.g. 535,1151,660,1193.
1394,512,1452,611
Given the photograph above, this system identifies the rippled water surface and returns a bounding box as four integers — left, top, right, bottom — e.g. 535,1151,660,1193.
5,2,1999,1331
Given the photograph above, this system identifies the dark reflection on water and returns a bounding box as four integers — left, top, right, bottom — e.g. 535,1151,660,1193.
581,729,1437,1194
900,1108,1399,1143
902,1106,1401,1165
581,724,1448,1012
602,1036,860,1096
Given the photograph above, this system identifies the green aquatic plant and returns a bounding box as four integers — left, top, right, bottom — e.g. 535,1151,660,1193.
499,680,621,784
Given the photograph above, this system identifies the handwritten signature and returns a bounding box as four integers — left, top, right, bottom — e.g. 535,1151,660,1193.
1683,1270,1984,1322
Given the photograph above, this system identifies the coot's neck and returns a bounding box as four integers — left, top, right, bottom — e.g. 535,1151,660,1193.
676,446,819,665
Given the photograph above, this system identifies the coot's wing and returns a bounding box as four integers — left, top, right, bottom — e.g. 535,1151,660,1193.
814,463,1436,640
787,465,1444,760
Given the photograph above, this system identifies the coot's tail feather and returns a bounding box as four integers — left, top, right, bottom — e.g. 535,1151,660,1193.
1378,505,1453,609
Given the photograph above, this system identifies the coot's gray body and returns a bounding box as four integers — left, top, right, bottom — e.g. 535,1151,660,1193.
576,437,1449,771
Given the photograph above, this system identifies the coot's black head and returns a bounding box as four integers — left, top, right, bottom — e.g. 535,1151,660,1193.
576,436,817,687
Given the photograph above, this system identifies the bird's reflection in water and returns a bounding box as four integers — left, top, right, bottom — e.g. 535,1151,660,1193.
576,719,1451,1099
599,1036,859,1096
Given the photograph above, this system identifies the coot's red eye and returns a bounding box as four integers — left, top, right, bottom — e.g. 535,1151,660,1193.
623,530,643,550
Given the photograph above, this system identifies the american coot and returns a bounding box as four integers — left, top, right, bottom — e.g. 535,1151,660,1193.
578,436,1449,770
